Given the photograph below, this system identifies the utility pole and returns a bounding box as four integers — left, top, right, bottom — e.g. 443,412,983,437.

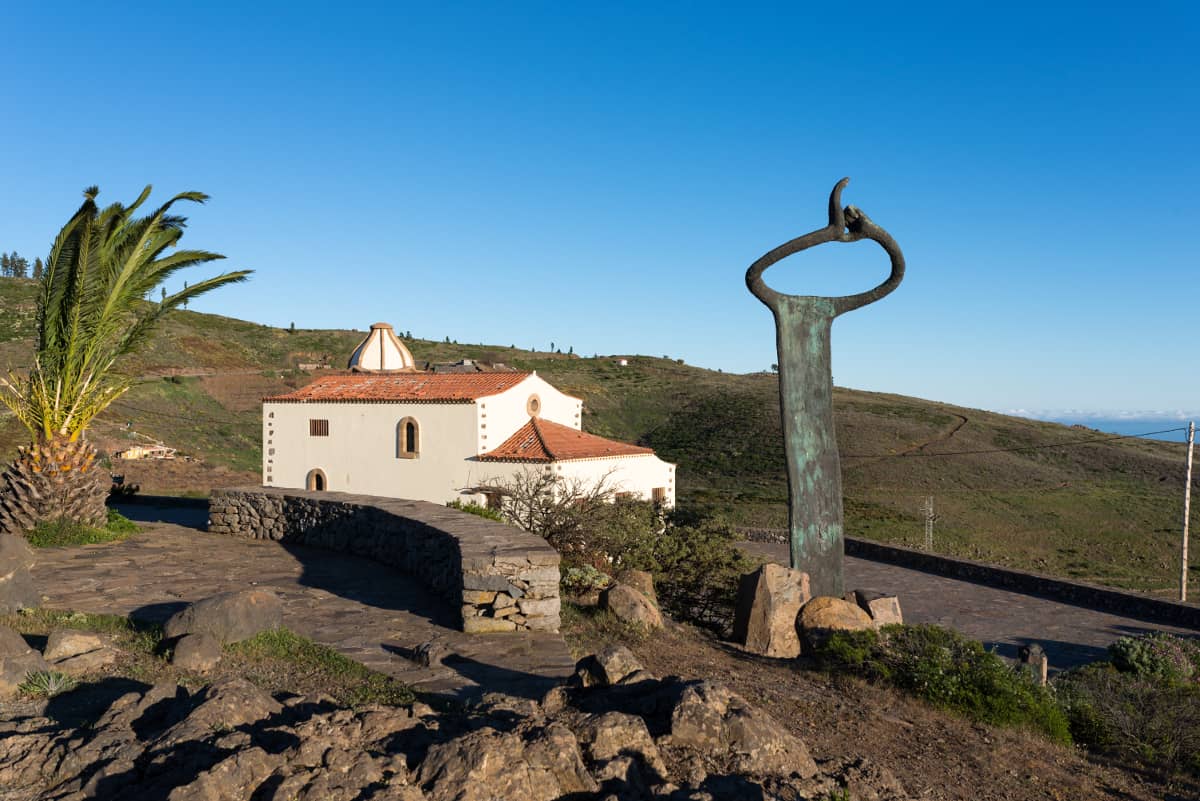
923,496,935,551
1183,421,1195,602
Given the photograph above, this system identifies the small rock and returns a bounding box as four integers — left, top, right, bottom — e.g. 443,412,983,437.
732,564,810,658
540,685,569,715
615,569,658,606
44,629,105,662
601,584,663,629
413,640,450,667
580,645,644,687
1018,643,1049,686
848,590,904,628
0,625,49,696
797,596,874,650
163,589,283,645
172,633,222,672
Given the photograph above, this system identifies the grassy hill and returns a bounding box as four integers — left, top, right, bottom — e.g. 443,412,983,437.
1,277,1195,596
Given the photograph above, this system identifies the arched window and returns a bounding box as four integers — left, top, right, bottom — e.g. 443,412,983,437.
397,417,420,459
305,468,327,491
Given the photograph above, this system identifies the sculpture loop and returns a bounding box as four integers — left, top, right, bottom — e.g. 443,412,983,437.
745,177,905,596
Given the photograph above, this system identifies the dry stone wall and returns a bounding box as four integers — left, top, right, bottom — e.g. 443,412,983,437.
208,487,560,633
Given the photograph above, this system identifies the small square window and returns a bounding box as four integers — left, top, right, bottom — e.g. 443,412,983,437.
309,419,329,436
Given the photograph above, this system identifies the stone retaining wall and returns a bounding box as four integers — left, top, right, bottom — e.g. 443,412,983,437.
736,527,1200,630
208,487,560,634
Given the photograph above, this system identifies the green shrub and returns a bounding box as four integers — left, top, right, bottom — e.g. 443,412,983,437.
19,670,77,698
561,565,611,596
815,625,1071,744
446,499,504,522
1056,663,1200,775
617,517,757,634
1108,632,1200,685
27,510,139,548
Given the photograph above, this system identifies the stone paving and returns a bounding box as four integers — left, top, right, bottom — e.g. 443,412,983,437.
28,505,574,702
742,541,1200,671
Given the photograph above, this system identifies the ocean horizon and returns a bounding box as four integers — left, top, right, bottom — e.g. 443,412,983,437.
1034,417,1193,444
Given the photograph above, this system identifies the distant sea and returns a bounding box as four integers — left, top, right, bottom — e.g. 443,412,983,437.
1038,417,1192,444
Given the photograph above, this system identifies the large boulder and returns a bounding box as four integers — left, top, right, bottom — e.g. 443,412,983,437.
0,625,49,696
667,680,818,778
577,711,667,781
732,564,810,658
614,568,658,606
0,535,38,615
418,724,596,801
797,596,874,650
601,583,663,629
163,589,283,644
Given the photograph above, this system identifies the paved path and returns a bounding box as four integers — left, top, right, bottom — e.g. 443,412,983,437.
30,510,574,702
740,542,1200,671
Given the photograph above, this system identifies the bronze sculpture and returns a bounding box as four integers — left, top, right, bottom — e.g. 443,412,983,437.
746,178,905,597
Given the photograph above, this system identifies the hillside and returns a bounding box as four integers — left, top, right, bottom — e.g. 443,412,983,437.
1,277,1195,597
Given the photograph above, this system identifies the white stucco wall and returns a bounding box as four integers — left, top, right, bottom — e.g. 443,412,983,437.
478,373,582,456
263,373,673,507
264,401,479,500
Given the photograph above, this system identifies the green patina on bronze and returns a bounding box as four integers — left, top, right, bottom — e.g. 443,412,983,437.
745,178,905,597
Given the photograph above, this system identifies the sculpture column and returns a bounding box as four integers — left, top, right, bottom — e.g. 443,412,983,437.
746,178,905,597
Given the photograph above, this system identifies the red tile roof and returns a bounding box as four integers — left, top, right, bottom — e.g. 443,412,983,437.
480,417,654,463
264,373,531,403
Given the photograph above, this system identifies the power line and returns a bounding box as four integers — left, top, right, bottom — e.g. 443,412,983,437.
842,427,1190,460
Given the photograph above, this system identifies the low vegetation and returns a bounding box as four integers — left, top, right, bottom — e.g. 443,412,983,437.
3,610,414,709
813,624,1071,744
18,670,77,698
482,470,755,633
25,509,139,548
1056,632,1200,776
224,627,414,707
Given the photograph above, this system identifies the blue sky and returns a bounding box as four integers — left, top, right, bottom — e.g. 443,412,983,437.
1,2,1196,416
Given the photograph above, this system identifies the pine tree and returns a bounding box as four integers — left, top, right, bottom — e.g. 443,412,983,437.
12,255,28,278
1,253,10,277
32,257,43,280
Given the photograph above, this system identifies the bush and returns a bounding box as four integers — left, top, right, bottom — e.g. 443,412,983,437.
1056,663,1200,775
445,499,504,522
617,518,757,634
815,625,1071,744
1108,632,1200,685
561,565,611,596
19,670,77,698
27,509,139,548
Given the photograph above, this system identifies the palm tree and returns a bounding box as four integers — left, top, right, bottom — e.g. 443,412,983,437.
0,186,250,536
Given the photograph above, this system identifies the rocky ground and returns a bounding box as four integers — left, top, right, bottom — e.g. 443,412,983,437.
0,641,913,801
561,612,1198,801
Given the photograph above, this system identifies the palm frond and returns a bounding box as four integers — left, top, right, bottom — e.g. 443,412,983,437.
10,185,252,441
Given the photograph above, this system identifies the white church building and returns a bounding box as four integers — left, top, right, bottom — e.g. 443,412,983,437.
262,323,676,507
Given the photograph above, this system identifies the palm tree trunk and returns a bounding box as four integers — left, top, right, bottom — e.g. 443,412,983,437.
0,436,109,537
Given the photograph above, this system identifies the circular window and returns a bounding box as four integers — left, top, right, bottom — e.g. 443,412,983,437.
526,394,542,417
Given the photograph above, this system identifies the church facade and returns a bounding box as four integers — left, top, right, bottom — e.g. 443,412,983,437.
262,323,676,507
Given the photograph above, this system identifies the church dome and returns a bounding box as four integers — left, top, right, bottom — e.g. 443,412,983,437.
347,322,416,372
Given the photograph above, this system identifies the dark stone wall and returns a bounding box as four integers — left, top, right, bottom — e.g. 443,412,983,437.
209,487,560,633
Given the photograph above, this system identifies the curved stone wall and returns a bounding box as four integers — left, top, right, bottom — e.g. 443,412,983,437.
208,487,560,633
